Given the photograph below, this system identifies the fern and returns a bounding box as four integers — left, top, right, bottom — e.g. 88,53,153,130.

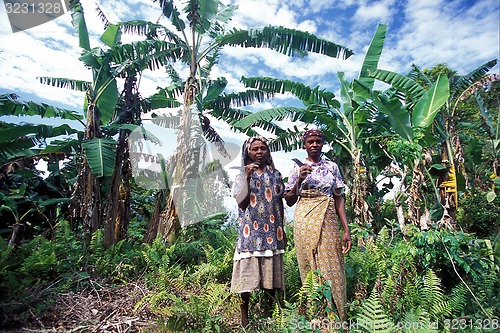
403,275,424,313
422,270,452,321
89,229,105,259
284,247,301,301
352,287,394,332
447,283,467,317
399,308,439,333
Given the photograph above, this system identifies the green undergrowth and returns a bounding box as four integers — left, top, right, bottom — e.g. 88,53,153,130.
0,214,498,332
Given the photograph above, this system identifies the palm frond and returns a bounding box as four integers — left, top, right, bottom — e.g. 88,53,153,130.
217,26,354,59
451,59,498,98
268,128,303,152
202,124,230,158
38,77,91,92
0,93,83,121
369,69,426,102
233,106,305,130
242,76,338,107
108,40,184,73
207,89,275,109
149,113,180,129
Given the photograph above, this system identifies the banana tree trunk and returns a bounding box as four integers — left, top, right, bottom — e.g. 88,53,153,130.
351,149,372,227
147,76,202,243
69,102,101,234
389,163,408,237
103,129,132,248
103,75,139,247
437,114,462,229
406,158,424,227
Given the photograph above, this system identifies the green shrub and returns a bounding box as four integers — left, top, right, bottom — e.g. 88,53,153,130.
459,192,500,238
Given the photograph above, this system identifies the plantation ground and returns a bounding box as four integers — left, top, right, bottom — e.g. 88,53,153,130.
1,278,247,333
2,279,157,332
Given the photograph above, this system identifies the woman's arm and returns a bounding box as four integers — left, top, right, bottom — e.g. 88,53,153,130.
333,192,352,253
235,177,251,210
235,163,258,210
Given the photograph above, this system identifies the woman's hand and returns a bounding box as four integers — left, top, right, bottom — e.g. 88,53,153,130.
245,163,259,179
342,231,352,254
298,164,312,180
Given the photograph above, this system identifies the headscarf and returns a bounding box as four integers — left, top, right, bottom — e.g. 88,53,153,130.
241,136,275,168
302,129,325,147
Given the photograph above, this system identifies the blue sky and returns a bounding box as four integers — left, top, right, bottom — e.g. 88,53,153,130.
0,0,499,216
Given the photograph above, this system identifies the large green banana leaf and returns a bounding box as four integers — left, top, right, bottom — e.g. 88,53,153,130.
217,26,354,59
358,23,387,90
369,69,426,102
69,0,90,51
233,107,305,130
81,138,117,177
373,93,412,141
0,93,82,120
412,75,450,130
101,23,121,47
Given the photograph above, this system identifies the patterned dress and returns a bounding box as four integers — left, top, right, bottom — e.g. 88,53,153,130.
285,158,347,320
231,165,286,293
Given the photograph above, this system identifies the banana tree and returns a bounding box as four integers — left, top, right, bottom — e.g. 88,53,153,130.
232,24,394,229
37,1,184,246
0,93,83,243
370,59,496,228
147,0,354,242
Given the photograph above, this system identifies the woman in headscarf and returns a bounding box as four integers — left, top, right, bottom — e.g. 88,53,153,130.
284,129,351,321
231,136,286,327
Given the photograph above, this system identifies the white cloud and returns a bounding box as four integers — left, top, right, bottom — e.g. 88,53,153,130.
354,0,395,24
0,0,498,140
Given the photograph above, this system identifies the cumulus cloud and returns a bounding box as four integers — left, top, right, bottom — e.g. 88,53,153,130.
0,0,498,121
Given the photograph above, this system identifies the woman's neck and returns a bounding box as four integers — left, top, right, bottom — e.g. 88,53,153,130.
307,155,321,163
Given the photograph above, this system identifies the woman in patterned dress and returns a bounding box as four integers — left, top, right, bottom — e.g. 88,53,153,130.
284,129,352,321
231,136,286,327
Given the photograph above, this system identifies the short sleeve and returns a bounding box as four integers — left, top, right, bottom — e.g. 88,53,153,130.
330,162,345,189
232,172,245,198
285,163,300,192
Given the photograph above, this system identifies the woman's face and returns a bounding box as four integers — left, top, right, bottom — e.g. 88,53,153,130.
304,135,324,157
248,140,269,165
